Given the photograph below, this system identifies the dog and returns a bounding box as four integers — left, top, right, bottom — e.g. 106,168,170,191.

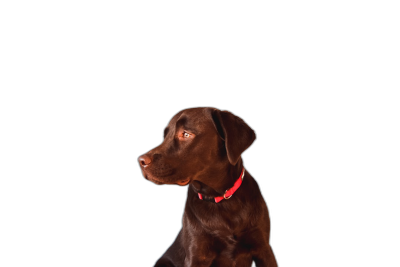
138,107,277,267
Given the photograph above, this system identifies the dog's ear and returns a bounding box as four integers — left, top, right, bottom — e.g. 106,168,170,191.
210,109,256,165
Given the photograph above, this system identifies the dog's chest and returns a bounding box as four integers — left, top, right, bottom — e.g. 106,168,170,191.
208,232,254,265
196,201,255,231
190,204,258,256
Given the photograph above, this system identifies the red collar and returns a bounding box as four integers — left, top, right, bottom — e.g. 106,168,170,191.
198,168,245,203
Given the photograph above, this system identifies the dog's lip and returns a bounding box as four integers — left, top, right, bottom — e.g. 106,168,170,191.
145,174,190,186
144,174,164,184
177,179,191,186
147,177,164,185
145,173,188,185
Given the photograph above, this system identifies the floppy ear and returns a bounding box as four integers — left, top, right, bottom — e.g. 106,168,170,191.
211,109,256,165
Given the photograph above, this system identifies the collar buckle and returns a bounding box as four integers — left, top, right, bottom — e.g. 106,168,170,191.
223,190,233,200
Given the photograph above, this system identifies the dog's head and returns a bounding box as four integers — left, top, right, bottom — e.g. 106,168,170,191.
138,107,255,190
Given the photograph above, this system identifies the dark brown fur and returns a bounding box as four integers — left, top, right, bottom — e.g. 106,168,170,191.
138,107,277,267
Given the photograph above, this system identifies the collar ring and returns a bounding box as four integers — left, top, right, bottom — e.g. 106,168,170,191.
223,190,232,200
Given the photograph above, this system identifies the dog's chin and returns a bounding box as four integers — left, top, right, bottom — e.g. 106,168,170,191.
145,174,190,186
149,180,166,185
144,174,165,185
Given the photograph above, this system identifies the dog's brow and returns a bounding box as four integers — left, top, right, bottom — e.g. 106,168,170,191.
176,117,196,132
163,127,169,138
175,117,188,129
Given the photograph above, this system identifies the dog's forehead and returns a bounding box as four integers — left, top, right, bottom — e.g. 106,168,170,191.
168,108,213,130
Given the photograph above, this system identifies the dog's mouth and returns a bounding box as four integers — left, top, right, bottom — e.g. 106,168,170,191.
151,179,164,185
144,173,190,186
176,179,191,186
144,174,165,185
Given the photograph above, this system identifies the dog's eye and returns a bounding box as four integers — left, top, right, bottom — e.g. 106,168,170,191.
178,130,194,141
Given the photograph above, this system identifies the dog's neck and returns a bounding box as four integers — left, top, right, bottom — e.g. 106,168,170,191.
190,159,244,201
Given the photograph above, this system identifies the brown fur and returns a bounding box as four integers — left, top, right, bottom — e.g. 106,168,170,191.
138,107,277,267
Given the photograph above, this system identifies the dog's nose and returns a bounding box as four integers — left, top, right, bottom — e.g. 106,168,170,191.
138,154,152,167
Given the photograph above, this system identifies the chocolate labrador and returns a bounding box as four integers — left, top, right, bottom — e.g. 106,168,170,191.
138,107,277,267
